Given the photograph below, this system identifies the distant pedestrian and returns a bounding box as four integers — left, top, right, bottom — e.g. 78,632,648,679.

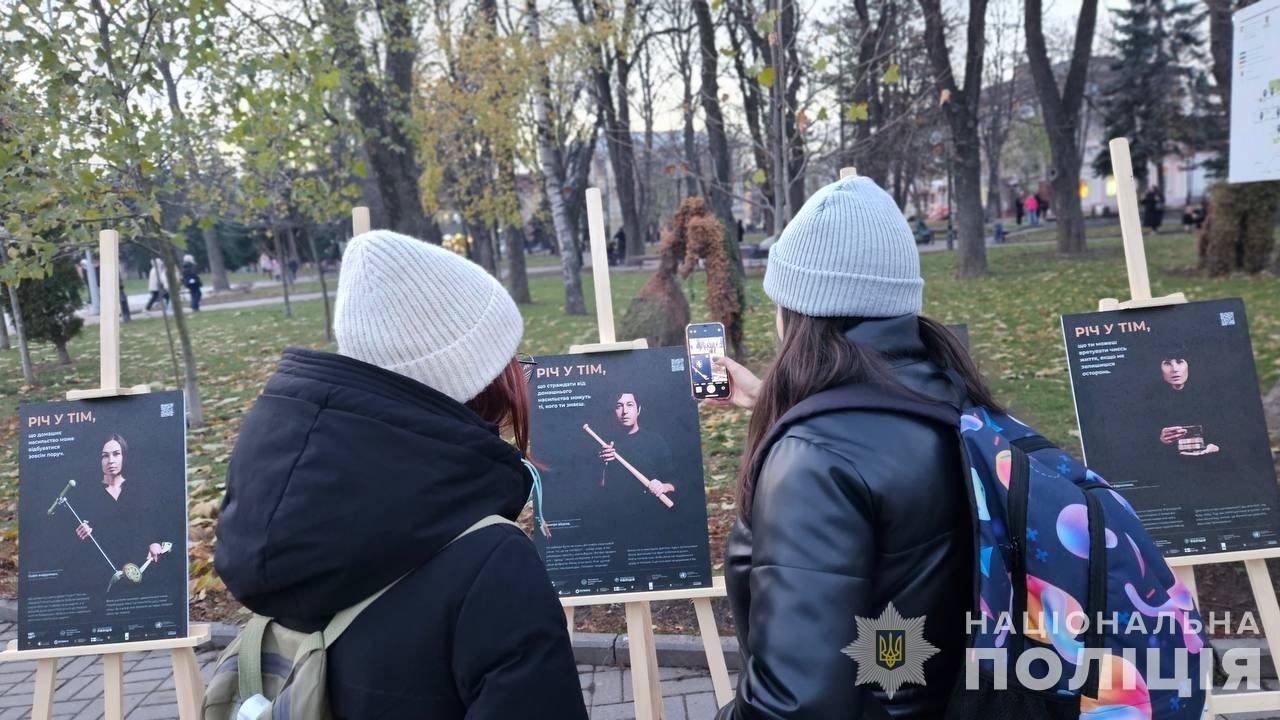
1142,186,1164,234
181,254,202,312
1014,192,1024,225
259,251,272,278
1024,193,1040,226
144,258,168,311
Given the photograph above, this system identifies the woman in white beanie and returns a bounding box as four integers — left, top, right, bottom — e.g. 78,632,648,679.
711,176,1006,719
216,231,587,719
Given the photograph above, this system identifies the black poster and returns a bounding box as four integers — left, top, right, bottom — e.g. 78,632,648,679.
18,391,188,649
528,347,712,597
1062,299,1280,556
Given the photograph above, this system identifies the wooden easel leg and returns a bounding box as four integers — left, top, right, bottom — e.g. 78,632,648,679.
171,647,204,720
625,601,662,720
31,657,57,720
1244,558,1280,658
103,652,124,719
640,603,662,717
693,597,732,707
564,606,576,643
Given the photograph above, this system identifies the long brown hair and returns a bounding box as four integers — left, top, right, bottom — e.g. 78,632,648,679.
466,358,531,456
736,310,1001,522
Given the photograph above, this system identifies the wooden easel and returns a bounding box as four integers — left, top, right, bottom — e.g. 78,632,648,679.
0,229,211,719
1100,138,1280,716
559,189,732,719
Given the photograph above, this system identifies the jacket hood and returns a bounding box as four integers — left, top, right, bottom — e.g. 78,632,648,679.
215,347,531,620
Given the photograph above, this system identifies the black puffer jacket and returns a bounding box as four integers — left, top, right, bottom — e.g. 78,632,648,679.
717,316,973,720
216,348,587,719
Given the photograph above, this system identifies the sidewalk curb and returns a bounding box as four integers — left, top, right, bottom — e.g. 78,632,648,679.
1,599,740,669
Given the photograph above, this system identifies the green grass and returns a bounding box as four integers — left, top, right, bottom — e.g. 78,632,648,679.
1,232,1277,599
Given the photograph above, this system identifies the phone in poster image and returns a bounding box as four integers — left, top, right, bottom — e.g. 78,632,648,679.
685,322,731,400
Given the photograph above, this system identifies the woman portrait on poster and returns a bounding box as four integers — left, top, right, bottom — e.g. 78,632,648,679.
1154,349,1222,457
72,434,168,586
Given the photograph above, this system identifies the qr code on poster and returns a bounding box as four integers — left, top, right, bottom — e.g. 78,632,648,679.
160,403,174,418
1220,312,1236,327
671,357,686,372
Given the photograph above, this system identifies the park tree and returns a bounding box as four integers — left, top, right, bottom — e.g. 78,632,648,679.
0,0,227,425
422,0,533,301
319,0,442,243
0,255,84,366
691,0,747,334
723,0,808,231
1025,0,1100,255
526,0,587,315
978,0,1027,221
1199,0,1280,278
919,0,990,277
570,0,673,260
1091,0,1203,194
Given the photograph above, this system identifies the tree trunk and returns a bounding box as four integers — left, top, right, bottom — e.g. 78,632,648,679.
986,161,1002,220
527,0,585,315
4,277,36,385
202,225,230,291
275,231,292,318
920,0,990,276
609,60,644,261
160,248,204,428
1049,139,1088,254
321,0,441,243
158,49,231,291
470,223,497,275
681,77,701,199
0,303,10,349
693,0,747,347
54,341,72,366
304,226,333,342
1025,0,1098,255
505,222,532,304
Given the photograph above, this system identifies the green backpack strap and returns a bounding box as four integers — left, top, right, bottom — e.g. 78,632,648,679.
320,514,521,649
237,615,273,703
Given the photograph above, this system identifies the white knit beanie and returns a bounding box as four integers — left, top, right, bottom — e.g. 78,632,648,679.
764,176,923,318
333,231,524,403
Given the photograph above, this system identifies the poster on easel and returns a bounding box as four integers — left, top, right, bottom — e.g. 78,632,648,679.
528,347,712,597
1062,298,1280,557
17,391,188,650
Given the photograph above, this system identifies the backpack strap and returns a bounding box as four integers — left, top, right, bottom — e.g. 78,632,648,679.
236,615,272,703
320,514,521,649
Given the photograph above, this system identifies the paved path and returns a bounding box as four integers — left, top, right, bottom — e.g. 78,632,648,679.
0,622,730,719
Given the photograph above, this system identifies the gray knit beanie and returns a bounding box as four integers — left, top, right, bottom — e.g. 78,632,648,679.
763,176,923,318
333,230,524,404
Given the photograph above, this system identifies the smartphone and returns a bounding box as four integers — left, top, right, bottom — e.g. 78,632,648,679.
685,322,731,400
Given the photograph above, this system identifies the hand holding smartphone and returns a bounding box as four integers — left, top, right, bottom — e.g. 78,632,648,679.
685,322,732,400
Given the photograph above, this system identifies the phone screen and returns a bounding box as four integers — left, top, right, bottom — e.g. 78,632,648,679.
686,323,731,400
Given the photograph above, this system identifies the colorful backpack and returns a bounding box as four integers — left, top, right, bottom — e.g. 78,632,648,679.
202,515,520,720
761,384,1207,720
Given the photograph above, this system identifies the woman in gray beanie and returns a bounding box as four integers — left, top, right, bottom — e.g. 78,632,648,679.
216,231,587,719
711,176,1004,719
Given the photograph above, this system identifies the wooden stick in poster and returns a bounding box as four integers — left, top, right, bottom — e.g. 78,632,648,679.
581,423,675,508
1098,139,1186,312
352,206,371,236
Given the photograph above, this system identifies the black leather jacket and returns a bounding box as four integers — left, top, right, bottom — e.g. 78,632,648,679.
717,315,973,720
